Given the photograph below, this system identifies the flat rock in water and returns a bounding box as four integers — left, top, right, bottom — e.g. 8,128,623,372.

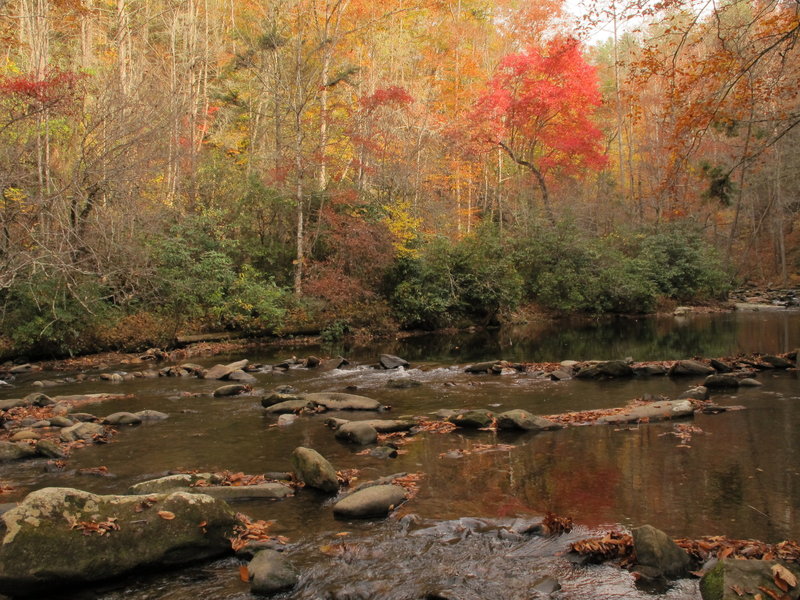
334,422,378,445
700,559,800,600
192,483,293,501
0,441,37,462
739,378,763,387
102,412,142,425
227,370,257,383
319,357,348,371
332,484,407,518
762,355,793,369
703,374,740,388
35,439,66,459
302,392,382,411
248,549,299,594
60,422,105,442
290,447,339,493
575,360,634,379
202,359,249,380
212,384,249,397
632,525,691,580
129,473,217,494
669,360,715,377
465,361,501,374
134,410,169,422
597,400,695,425
448,409,493,429
263,399,311,414
678,386,709,400
0,487,237,596
277,414,297,426
379,354,409,369
710,359,733,373
355,419,415,433
496,409,559,431
633,364,668,376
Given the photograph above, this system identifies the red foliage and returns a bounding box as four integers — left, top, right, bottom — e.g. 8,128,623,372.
0,70,82,111
360,85,413,112
473,37,607,176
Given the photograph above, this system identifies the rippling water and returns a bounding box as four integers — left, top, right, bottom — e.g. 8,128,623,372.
1,311,798,599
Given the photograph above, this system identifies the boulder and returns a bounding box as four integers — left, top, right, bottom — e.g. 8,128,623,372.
447,409,493,429
739,378,763,387
35,439,66,459
23,393,53,407
710,359,733,373
302,392,383,411
548,370,572,381
227,370,258,384
633,365,669,376
102,412,142,426
202,359,249,380
319,356,349,371
248,549,299,594
465,361,501,374
703,374,741,388
212,384,249,397
678,386,709,401
48,416,74,428
10,430,40,442
632,524,691,580
496,409,559,431
263,399,311,414
669,360,715,377
277,414,297,427
575,360,634,379
700,559,800,600
192,484,293,502
332,484,407,518
335,422,378,445
0,441,37,462
60,422,105,442
304,356,321,368
290,447,339,493
134,410,169,422
597,400,695,425
379,354,409,369
0,487,237,596
129,473,218,495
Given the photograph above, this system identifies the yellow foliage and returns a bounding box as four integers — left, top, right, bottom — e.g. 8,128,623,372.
382,199,421,258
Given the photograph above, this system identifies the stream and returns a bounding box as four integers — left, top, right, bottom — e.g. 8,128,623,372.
1,310,799,599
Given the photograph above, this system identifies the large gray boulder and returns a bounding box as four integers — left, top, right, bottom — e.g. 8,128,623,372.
703,375,741,388
202,359,249,380
290,447,339,493
60,422,106,442
631,525,691,580
0,441,37,462
0,487,237,596
332,484,407,518
700,559,800,600
248,549,298,594
379,354,409,369
447,409,493,429
496,409,559,431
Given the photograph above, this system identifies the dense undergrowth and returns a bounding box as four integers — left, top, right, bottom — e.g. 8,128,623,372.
0,216,733,362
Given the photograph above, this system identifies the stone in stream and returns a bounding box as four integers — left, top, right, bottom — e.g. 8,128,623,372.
739,378,763,387
447,409,493,429
248,549,299,594
465,360,501,374
699,559,800,600
263,399,312,414
189,484,293,501
319,356,348,371
102,412,142,426
631,524,691,580
575,360,634,379
633,364,668,376
761,355,793,369
227,370,257,384
290,447,339,493
0,441,37,462
277,414,297,426
496,409,559,432
10,430,40,442
669,360,715,377
379,354,409,369
134,410,169,422
23,393,53,407
59,422,106,442
48,416,74,427
710,359,734,373
332,484,407,518
212,384,250,397
678,386,709,401
369,446,398,459
703,374,741,388
130,473,218,494
301,392,383,411
202,359,249,380
35,439,66,459
596,400,695,425
334,422,378,445
0,487,237,597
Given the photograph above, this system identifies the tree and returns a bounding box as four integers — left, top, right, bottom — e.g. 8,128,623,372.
474,37,607,222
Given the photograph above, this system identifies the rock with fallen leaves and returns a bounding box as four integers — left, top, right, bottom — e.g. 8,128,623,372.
290,447,340,493
632,524,692,580
496,409,559,432
0,487,237,596
700,559,800,600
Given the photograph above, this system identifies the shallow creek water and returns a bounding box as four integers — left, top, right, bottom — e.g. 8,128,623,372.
1,311,799,599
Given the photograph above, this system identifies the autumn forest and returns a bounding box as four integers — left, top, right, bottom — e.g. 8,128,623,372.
0,0,798,358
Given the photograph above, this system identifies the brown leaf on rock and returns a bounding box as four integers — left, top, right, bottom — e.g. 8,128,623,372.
772,564,797,591
542,512,574,535
230,513,282,552
157,510,176,520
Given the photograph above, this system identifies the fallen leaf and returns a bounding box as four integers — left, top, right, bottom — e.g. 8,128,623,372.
158,511,176,520
772,564,797,591
335,532,350,537
239,565,249,582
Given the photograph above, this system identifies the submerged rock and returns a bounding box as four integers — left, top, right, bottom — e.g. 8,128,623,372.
248,549,298,594
699,559,800,600
632,524,691,580
290,447,339,493
213,384,250,397
102,412,142,425
0,487,237,597
332,484,407,518
134,410,169,422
